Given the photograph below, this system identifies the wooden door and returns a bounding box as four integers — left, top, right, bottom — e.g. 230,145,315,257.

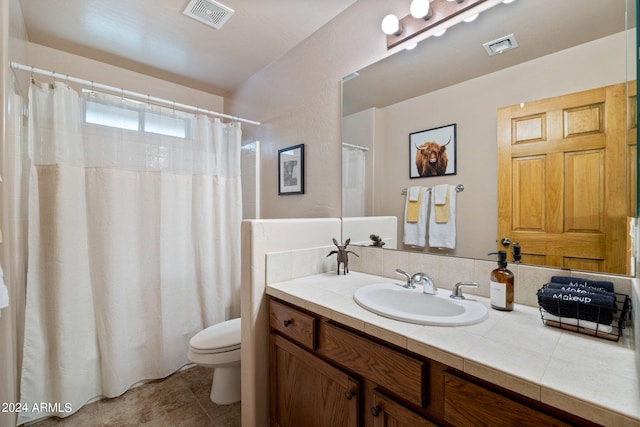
497,83,630,274
627,80,637,218
270,333,359,427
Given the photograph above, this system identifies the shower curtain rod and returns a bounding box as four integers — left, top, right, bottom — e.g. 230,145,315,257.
342,142,369,151
10,61,261,126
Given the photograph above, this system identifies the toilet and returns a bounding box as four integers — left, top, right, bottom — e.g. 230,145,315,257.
188,317,241,405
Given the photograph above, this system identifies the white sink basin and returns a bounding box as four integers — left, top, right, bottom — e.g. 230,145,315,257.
353,282,488,326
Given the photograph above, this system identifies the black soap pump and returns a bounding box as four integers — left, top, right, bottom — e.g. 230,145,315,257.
488,251,514,311
512,244,522,263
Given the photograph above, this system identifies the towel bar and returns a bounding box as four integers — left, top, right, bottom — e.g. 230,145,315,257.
401,184,464,195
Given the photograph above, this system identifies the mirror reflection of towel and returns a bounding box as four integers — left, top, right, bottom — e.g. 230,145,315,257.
428,186,456,249
404,188,429,247
434,184,449,223
406,186,422,223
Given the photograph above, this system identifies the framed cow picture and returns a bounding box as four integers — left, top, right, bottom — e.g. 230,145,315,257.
409,124,457,178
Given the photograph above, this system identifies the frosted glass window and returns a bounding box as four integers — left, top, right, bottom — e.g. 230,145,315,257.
85,100,139,131
84,97,190,139
144,111,189,139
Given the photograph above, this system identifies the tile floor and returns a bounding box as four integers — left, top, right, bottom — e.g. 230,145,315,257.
27,366,241,427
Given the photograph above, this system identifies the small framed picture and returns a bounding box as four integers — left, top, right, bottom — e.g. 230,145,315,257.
409,123,457,179
278,144,305,195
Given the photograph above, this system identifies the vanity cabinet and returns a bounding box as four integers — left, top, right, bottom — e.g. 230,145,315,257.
271,334,359,427
269,297,597,427
443,371,572,427
367,386,438,427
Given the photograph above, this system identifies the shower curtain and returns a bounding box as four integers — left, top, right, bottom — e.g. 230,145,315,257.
18,81,242,424
342,146,366,217
0,80,29,427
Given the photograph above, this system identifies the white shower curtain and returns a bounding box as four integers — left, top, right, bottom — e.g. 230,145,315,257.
0,80,29,427
342,146,366,217
18,81,242,424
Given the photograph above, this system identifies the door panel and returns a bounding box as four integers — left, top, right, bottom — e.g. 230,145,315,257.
498,83,629,274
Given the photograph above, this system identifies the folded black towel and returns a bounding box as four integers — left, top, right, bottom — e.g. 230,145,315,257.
538,287,617,325
549,276,615,293
547,282,618,314
547,282,614,297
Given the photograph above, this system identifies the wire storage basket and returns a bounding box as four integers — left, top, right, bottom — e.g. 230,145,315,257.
536,283,632,342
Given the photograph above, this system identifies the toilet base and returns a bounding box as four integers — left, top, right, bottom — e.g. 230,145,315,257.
210,365,241,405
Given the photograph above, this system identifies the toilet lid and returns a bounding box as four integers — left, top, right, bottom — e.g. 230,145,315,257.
190,317,241,354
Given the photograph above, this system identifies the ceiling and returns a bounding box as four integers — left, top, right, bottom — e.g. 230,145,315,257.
19,0,357,96
18,0,636,110
343,0,635,116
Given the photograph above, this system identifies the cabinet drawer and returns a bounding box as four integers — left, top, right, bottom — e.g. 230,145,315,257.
319,322,426,408
269,299,317,350
443,372,572,427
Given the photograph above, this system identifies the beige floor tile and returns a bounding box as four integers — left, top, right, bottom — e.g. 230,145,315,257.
21,366,240,427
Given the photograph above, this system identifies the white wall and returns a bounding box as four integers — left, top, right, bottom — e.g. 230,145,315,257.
240,218,341,427
21,42,225,112
228,0,402,219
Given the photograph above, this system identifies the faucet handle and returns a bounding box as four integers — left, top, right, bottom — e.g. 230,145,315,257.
395,269,414,289
450,281,479,300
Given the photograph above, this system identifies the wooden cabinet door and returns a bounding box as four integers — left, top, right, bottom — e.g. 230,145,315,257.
497,83,629,274
270,333,359,427
368,389,437,427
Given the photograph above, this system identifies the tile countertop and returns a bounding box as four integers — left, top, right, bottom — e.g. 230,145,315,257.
266,271,640,426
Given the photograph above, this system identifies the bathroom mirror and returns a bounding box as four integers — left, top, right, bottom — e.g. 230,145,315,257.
341,0,637,275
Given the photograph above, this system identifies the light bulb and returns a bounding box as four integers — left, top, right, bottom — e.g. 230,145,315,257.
410,0,430,19
381,14,401,35
434,28,447,37
405,42,418,50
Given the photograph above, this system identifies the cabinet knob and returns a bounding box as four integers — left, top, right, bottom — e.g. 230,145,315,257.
344,390,354,400
370,405,382,417
283,319,292,327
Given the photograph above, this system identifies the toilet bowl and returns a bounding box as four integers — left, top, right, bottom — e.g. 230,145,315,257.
188,317,241,405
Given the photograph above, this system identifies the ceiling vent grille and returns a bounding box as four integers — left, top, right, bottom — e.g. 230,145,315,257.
483,34,519,56
183,0,234,30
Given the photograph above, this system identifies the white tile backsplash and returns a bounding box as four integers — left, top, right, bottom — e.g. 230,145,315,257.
267,246,635,311
266,246,335,283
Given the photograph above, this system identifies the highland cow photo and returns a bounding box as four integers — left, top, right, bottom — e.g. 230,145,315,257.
409,124,457,178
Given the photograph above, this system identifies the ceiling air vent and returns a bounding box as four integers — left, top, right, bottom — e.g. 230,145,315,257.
483,34,519,56
183,0,234,30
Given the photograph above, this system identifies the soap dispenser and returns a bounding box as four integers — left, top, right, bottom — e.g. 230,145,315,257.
488,251,514,311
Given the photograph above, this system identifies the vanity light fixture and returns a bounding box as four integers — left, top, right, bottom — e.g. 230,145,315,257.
382,0,491,49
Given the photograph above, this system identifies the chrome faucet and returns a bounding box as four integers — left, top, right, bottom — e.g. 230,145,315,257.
395,269,437,294
412,272,437,295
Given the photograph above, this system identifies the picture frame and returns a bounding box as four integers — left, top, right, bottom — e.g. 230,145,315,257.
278,144,305,195
409,123,457,179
